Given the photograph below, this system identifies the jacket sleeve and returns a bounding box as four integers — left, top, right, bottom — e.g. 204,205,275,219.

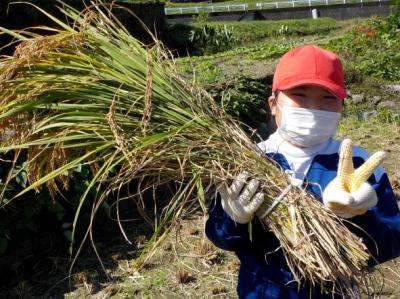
349,172,400,265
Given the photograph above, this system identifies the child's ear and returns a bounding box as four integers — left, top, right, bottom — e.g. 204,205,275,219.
268,95,277,116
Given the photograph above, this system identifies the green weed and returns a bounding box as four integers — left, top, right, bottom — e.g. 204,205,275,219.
327,14,400,82
188,24,238,55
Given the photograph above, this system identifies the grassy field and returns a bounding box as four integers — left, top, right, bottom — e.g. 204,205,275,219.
172,18,360,84
1,13,400,299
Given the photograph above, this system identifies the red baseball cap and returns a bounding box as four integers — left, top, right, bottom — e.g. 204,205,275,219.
272,45,346,99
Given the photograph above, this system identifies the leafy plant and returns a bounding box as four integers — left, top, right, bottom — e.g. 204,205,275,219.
208,75,268,128
377,108,400,124
189,24,238,55
327,14,400,82
193,60,223,85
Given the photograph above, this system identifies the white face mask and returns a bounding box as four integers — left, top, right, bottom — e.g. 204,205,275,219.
277,105,341,148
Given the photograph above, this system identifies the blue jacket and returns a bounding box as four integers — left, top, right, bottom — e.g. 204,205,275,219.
205,138,400,299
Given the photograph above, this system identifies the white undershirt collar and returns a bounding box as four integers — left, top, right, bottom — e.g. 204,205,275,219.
257,131,332,182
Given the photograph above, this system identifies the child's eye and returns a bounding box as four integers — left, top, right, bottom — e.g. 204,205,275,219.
323,95,337,100
292,92,306,97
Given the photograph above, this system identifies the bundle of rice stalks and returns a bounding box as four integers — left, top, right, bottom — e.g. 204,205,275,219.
0,1,370,296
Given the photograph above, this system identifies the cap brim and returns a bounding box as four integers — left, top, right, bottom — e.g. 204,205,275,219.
277,78,346,99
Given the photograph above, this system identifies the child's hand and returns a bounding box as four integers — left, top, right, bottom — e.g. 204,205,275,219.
322,139,386,218
323,177,377,218
217,171,264,224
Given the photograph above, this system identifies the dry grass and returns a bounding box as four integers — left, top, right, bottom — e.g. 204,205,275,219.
390,174,400,201
56,214,400,299
0,208,398,299
106,215,239,299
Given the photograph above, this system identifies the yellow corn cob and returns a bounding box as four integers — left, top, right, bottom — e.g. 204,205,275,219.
337,138,353,191
328,139,386,216
350,151,386,192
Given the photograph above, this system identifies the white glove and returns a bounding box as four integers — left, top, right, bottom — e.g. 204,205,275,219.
218,171,264,224
323,177,377,218
322,138,385,218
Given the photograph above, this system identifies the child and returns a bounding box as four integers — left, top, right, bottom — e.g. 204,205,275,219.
205,45,400,299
